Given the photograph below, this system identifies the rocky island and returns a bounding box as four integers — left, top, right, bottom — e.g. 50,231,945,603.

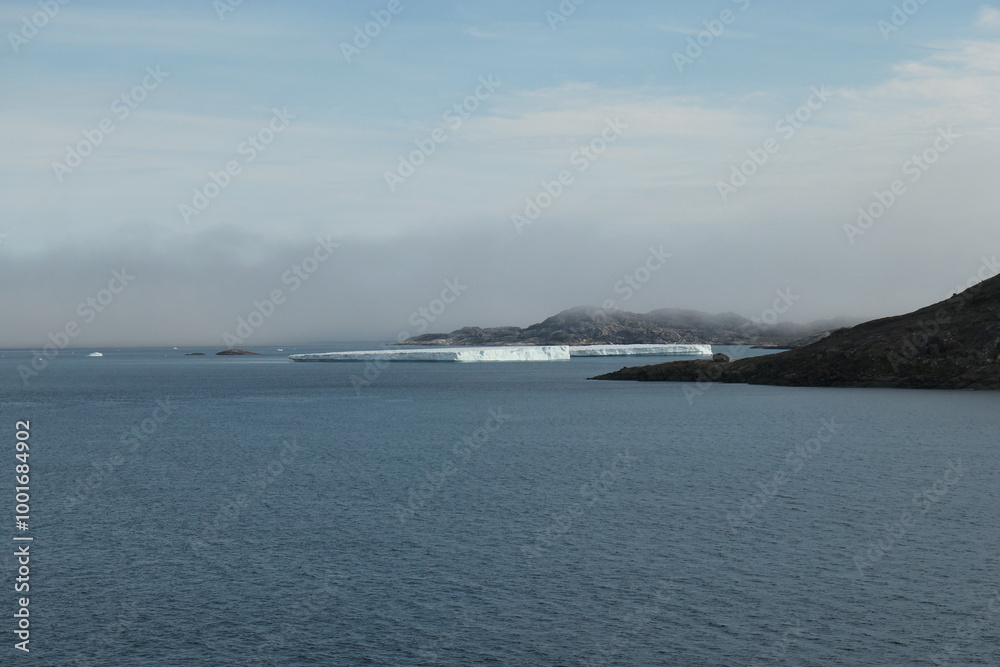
399,306,851,348
592,274,1000,390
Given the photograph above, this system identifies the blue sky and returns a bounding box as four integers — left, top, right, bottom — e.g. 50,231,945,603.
2,0,999,346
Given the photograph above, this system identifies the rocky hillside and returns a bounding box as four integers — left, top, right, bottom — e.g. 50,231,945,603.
592,274,1000,390
399,306,851,347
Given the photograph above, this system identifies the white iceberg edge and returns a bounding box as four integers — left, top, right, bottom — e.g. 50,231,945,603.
289,344,713,363
289,346,570,362
568,344,712,357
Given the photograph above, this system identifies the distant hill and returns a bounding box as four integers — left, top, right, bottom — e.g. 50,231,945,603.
398,306,854,347
592,274,1000,390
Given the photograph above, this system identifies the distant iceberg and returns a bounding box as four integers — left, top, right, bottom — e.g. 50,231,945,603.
289,346,571,363
289,344,712,363
87,352,104,357
568,344,711,357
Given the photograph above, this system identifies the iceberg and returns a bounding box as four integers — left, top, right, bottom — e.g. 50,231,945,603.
289,346,571,363
568,344,712,357
87,352,104,357
289,344,712,363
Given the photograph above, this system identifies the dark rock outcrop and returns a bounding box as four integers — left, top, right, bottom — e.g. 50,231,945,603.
592,274,1000,390
712,353,731,363
216,349,260,356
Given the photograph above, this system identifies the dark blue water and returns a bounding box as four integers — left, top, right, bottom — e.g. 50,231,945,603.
2,346,998,665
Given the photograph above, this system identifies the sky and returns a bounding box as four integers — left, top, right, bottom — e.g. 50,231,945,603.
1,0,999,347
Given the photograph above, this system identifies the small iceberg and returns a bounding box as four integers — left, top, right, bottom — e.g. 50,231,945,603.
290,346,571,363
87,352,104,357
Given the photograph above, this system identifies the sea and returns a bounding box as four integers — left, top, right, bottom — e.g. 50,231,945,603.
2,344,998,666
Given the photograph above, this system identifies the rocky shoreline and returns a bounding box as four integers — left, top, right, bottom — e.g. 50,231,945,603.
591,275,1000,390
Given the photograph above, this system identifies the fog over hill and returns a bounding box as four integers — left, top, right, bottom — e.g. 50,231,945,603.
400,305,856,347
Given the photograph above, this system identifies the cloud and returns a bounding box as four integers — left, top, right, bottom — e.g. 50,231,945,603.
978,5,1000,29
654,23,757,39
3,18,1000,346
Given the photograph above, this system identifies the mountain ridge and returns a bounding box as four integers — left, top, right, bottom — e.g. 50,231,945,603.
398,306,854,348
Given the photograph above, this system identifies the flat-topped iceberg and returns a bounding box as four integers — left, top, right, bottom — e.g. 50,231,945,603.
289,346,570,363
289,344,712,363
568,344,712,357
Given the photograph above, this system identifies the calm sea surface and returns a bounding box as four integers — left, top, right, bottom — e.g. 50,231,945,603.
2,345,998,665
